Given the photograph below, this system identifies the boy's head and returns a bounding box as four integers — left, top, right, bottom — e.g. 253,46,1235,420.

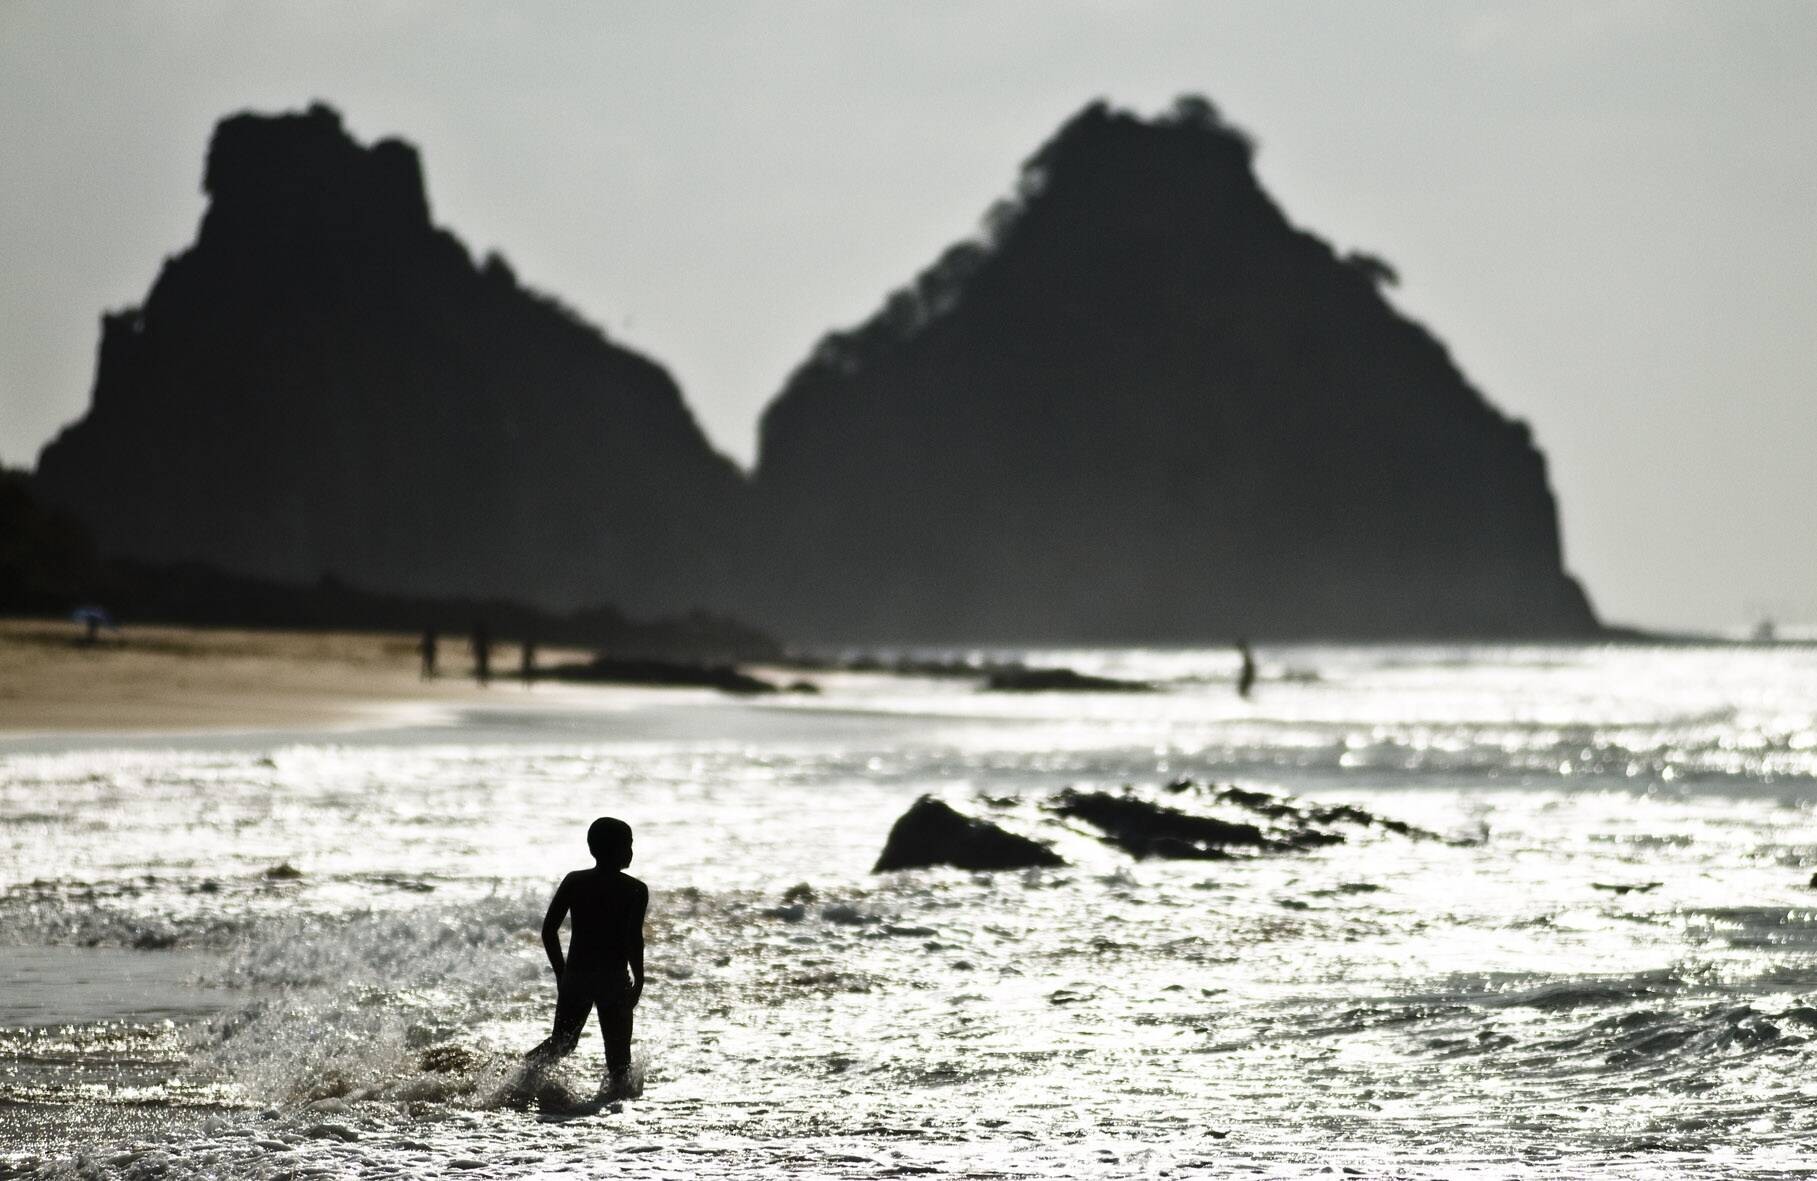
587,816,634,868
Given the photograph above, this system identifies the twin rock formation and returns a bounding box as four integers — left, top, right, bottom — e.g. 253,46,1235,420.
35,99,1599,642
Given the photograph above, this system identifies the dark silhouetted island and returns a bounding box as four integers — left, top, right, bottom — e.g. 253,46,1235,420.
35,103,748,620
751,97,1598,640
34,97,1602,643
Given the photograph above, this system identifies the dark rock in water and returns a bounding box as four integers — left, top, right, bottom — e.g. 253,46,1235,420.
1145,836,1233,861
1323,810,1437,842
983,667,1153,693
1053,789,1299,858
1215,785,1445,841
1050,782,1450,859
35,103,749,618
1592,881,1662,895
874,796,1065,872
784,680,822,695
538,657,777,695
1213,785,1304,821
880,781,1434,870
798,652,1031,680
263,862,304,880
751,96,1599,641
304,1123,361,1143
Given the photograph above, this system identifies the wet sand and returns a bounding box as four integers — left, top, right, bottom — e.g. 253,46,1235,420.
0,618,558,734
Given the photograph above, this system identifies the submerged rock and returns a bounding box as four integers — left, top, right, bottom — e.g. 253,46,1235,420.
819,904,880,926
537,657,777,695
883,777,1446,861
1052,789,1318,859
1212,785,1444,841
873,796,1065,872
875,781,1445,863
983,667,1154,693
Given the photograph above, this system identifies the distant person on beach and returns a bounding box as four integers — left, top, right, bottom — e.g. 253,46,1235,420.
1236,639,1256,699
72,605,114,646
525,817,648,1099
419,628,438,679
520,638,537,687
471,621,491,686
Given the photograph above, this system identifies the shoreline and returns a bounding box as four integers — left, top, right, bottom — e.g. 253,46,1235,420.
6,614,1804,741
0,618,588,736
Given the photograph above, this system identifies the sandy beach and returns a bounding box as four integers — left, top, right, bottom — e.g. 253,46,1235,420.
0,618,563,734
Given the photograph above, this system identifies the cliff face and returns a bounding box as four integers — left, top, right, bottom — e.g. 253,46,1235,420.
35,104,748,616
752,99,1598,640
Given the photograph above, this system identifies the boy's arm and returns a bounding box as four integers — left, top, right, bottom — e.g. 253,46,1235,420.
628,881,648,1005
542,875,572,976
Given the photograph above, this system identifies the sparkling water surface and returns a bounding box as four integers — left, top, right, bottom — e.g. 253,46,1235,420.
4,644,1817,1178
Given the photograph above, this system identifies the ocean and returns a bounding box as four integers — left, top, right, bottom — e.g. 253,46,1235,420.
4,643,1817,1178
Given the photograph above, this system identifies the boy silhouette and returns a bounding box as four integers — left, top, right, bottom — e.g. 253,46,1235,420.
525,817,648,1099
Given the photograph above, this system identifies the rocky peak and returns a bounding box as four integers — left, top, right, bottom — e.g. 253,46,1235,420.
752,96,1597,640
35,103,749,618
199,102,430,252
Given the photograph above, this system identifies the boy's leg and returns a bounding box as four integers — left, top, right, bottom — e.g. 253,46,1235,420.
525,975,591,1067
599,996,633,1088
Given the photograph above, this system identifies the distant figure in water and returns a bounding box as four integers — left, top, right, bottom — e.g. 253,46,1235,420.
525,817,648,1099
1236,639,1256,699
419,627,438,679
471,621,492,686
520,638,537,687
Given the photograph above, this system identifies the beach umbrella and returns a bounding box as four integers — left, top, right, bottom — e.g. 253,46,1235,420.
71,605,115,629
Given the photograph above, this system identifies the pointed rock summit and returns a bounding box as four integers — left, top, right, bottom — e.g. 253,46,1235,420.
35,103,747,616
751,98,1597,640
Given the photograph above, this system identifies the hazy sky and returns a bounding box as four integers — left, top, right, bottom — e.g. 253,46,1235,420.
2,2,1812,633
